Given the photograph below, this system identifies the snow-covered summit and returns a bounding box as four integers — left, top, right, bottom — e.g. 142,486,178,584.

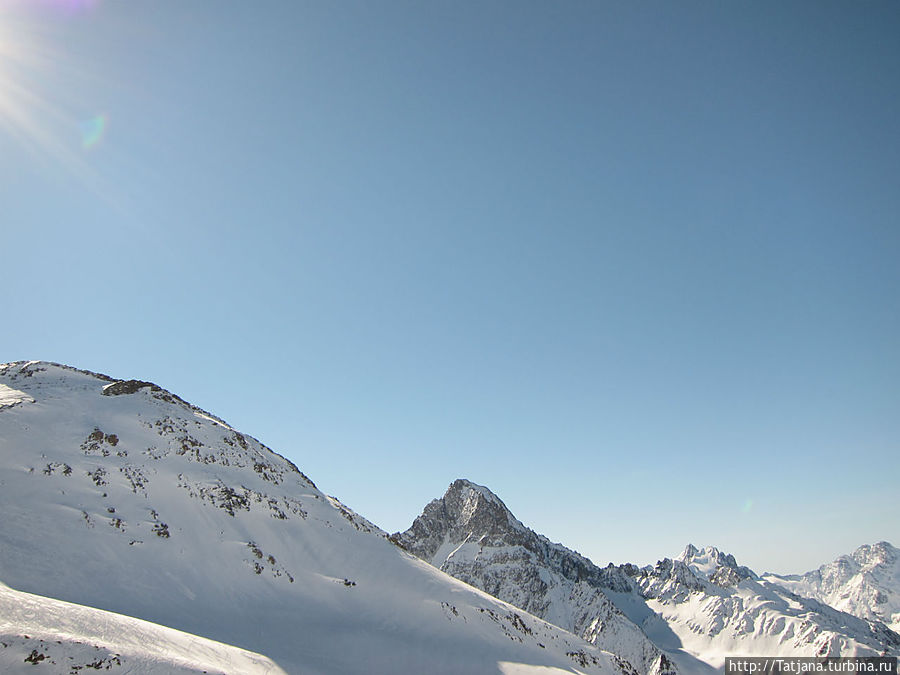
675,544,756,587
764,541,900,633
393,479,529,562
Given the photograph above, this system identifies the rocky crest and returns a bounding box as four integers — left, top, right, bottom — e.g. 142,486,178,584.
675,544,756,588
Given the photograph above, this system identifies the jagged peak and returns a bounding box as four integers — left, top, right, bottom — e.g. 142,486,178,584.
396,481,635,595
680,543,700,559
677,543,730,567
675,544,756,585
431,478,527,534
850,541,897,568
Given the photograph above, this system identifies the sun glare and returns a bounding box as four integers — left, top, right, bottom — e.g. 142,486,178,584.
0,0,110,188
0,5,67,153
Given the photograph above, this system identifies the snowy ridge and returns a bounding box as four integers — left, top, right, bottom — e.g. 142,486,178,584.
763,542,900,633
0,361,636,675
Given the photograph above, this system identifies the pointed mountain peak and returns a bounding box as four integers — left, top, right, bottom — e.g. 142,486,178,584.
680,543,700,559
395,480,634,593
392,479,529,564
674,544,756,586
443,478,513,513
394,480,660,673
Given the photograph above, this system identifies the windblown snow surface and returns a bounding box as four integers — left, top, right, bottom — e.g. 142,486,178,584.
0,361,629,675
0,580,284,674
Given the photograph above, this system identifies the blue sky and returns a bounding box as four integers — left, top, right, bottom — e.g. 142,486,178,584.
1,0,898,573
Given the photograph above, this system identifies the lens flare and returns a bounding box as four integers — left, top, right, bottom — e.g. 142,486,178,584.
741,498,753,514
80,113,107,149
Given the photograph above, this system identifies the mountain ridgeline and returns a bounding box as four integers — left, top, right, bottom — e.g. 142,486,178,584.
394,479,900,672
0,361,897,674
0,361,637,675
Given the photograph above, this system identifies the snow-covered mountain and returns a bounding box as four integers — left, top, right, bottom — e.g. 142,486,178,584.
396,480,900,674
630,546,900,670
4,361,896,674
763,542,900,633
0,361,636,675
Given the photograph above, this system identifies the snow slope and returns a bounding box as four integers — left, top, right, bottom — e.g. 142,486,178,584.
763,542,900,633
0,580,284,674
0,382,33,409
0,361,633,675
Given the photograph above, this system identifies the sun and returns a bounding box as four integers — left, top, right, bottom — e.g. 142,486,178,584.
0,0,108,179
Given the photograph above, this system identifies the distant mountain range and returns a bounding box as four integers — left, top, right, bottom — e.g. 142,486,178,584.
394,479,899,672
1,361,897,674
